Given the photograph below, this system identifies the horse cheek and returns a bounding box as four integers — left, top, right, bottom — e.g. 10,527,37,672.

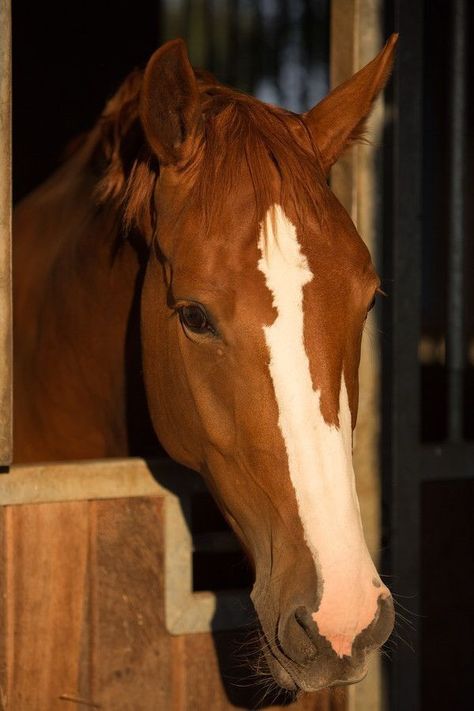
140,257,203,471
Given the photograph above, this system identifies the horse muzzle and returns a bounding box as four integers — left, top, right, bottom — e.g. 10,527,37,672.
256,593,394,692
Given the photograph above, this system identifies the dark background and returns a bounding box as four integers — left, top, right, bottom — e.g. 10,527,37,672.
13,0,329,202
12,1,474,709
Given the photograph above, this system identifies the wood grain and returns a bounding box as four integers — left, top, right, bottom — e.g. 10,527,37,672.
0,507,7,711
1,496,346,710
91,498,171,711
3,501,90,710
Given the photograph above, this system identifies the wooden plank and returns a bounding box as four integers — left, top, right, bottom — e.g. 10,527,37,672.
91,497,171,711
330,3,387,711
0,507,7,711
1,496,348,710
0,0,12,465
1,459,252,636
0,458,203,506
329,0,357,216
3,501,91,710
182,633,235,711
1,497,170,711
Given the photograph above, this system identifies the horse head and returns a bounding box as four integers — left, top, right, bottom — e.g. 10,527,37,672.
138,37,397,692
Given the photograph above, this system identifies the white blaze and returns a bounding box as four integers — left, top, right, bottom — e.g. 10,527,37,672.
257,204,386,658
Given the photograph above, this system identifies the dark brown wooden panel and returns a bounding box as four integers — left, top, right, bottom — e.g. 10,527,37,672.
90,497,170,711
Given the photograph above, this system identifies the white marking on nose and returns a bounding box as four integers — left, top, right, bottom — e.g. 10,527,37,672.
257,204,389,658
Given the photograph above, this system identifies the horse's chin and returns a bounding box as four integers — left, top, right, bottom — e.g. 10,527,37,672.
262,643,369,694
263,651,298,691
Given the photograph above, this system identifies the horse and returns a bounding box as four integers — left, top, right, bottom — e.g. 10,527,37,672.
13,36,397,693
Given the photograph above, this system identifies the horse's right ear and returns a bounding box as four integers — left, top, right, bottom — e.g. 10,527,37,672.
139,39,202,166
303,34,398,175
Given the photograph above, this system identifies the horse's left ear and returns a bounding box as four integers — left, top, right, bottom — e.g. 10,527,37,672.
139,39,202,166
304,34,398,175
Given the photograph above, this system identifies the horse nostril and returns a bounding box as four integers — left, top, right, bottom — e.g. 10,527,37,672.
290,605,320,661
277,605,320,666
353,594,395,654
294,606,320,648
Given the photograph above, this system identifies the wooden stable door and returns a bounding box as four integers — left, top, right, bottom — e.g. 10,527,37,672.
0,482,346,711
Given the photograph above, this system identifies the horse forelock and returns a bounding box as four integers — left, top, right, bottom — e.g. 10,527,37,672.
81,69,328,239
195,94,328,235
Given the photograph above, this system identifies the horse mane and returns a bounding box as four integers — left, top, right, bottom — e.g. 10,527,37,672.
88,67,326,236
92,70,154,232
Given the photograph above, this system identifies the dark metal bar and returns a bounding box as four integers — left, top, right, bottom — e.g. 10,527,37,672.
204,0,216,72
421,443,474,481
447,0,467,442
382,1,424,709
225,0,239,86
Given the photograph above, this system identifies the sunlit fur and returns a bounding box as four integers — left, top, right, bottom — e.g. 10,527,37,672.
14,37,398,694
258,205,388,657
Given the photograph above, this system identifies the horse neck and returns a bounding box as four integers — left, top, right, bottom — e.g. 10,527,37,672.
13,149,153,462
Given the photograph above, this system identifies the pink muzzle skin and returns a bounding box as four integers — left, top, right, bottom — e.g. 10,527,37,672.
312,577,391,658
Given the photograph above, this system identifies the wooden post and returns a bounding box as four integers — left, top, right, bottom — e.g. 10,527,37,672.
330,2,387,710
0,0,12,466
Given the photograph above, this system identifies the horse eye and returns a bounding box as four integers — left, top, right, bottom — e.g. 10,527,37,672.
179,304,215,335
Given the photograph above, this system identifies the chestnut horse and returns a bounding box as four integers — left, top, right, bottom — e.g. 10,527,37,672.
13,37,397,692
